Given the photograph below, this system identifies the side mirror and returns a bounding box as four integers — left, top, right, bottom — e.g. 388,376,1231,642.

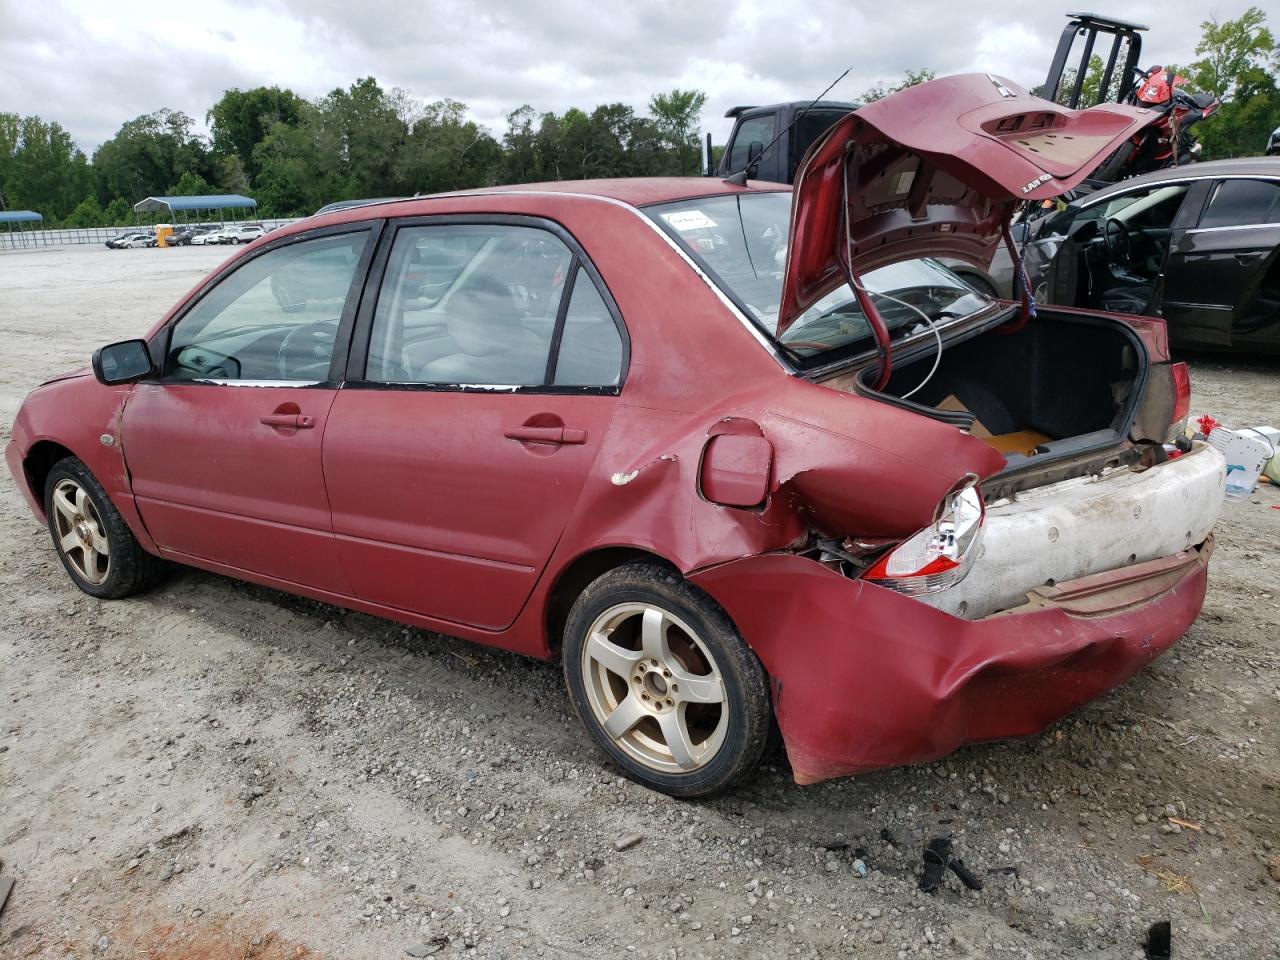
746,140,764,178
92,339,155,385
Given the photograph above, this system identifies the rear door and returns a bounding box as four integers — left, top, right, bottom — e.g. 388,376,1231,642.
322,217,628,630
1161,176,1280,348
123,225,377,592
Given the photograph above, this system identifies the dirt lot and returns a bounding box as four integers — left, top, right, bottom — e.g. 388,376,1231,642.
0,244,1277,959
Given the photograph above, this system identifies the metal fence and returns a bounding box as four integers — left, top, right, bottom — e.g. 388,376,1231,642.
0,219,300,250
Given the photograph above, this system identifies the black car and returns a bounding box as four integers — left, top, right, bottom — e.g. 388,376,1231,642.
167,225,218,246
1024,158,1280,354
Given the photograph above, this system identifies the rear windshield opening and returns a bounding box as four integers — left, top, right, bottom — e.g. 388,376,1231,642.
645,192,993,365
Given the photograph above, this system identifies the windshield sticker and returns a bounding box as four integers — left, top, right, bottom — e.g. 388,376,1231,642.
892,171,915,194
661,210,718,231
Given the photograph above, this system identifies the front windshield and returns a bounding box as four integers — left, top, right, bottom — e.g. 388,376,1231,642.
646,192,992,361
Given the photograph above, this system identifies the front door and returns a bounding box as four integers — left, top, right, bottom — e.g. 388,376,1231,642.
1162,177,1280,349
1044,180,1194,314
123,227,376,592
323,219,628,629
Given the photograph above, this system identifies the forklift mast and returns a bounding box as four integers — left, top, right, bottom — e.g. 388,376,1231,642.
1043,12,1148,109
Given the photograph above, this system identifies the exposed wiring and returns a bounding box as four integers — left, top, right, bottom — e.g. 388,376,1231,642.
999,219,1036,333
840,156,893,389
834,154,942,398
848,276,945,400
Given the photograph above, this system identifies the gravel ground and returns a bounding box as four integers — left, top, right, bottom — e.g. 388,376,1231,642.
1,245,1277,960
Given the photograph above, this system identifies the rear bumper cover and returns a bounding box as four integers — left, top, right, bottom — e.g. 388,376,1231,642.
690,537,1212,784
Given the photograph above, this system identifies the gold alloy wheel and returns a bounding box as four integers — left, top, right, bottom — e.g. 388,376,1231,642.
581,602,728,773
51,478,110,585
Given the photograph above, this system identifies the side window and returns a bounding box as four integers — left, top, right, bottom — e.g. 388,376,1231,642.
367,224,580,387
167,231,368,382
553,268,624,386
1078,184,1189,230
728,115,775,172
790,110,848,165
1199,179,1280,229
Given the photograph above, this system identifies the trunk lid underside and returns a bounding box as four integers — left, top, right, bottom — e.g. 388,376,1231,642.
777,73,1156,334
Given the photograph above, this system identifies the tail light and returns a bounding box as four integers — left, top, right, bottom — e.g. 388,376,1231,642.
863,477,985,596
1170,361,1191,437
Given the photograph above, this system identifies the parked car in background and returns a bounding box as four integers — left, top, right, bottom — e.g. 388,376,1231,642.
190,229,224,246
7,76,1224,797
167,225,219,246
105,232,154,249
217,224,268,245
1019,158,1280,354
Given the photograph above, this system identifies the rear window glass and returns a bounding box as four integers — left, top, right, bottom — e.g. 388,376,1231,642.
1199,179,1280,228
646,192,992,364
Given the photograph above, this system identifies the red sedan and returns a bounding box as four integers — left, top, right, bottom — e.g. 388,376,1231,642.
6,76,1225,796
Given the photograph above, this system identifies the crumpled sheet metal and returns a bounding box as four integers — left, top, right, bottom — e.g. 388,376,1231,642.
691,540,1211,784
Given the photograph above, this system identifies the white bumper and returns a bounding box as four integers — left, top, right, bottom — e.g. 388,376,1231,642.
923,443,1226,620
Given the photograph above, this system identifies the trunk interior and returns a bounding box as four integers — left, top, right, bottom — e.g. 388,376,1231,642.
842,314,1143,471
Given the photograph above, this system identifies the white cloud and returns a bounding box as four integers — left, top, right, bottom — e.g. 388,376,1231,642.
0,0,1213,154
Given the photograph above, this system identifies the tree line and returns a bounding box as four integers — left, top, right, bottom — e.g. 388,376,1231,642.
1,8,1276,228
0,82,712,228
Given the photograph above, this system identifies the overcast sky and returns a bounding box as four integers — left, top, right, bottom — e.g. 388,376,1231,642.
1,0,1214,155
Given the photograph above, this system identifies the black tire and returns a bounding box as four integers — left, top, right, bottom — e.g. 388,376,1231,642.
43,457,165,599
562,562,771,797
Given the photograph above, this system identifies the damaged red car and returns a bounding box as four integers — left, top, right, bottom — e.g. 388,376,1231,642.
7,75,1225,796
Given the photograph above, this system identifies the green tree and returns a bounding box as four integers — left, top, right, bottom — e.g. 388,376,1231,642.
0,114,92,219
169,170,214,196
92,110,210,204
501,105,540,183
311,77,409,199
103,197,132,226
252,117,327,217
1190,7,1277,100
860,68,936,103
396,99,501,193
1188,7,1280,158
207,86,306,183
647,89,708,175
61,194,104,227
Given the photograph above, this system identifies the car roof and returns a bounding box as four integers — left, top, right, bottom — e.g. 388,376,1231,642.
305,178,792,227
1084,157,1280,200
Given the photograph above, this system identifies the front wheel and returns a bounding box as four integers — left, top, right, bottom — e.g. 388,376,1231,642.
562,563,771,797
44,457,165,599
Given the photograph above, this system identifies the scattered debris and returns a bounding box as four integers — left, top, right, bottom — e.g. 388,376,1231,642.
986,865,1020,878
1167,817,1201,832
405,939,448,958
1268,855,1280,884
919,837,983,894
1137,856,1210,921
1144,920,1171,960
851,858,868,878
613,833,643,852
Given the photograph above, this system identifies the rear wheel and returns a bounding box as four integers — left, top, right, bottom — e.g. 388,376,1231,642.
44,457,164,599
563,563,771,797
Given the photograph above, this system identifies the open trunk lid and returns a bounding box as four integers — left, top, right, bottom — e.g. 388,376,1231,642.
777,73,1156,334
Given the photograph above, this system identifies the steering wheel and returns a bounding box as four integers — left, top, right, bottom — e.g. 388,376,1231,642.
1102,218,1133,267
277,318,340,380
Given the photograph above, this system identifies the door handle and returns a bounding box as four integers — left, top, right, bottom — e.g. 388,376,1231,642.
260,413,314,429
503,425,587,445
